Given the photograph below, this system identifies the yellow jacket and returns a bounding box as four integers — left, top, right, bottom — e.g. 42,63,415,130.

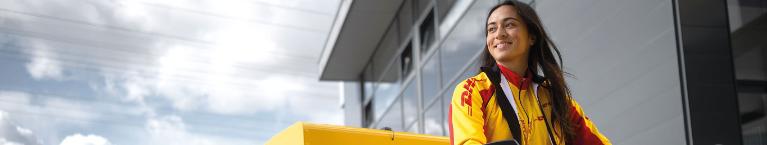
449,65,611,145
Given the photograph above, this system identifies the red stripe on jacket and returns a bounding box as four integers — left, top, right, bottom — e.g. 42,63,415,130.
568,106,605,145
449,105,454,145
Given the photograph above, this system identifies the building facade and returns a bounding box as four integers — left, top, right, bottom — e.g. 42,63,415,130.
320,0,765,144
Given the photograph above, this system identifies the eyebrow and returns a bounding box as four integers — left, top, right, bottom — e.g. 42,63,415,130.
487,17,520,26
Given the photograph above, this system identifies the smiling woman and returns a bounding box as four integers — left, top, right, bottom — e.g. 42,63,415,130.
448,1,611,145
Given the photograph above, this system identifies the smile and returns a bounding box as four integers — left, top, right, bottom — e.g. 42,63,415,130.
495,41,511,49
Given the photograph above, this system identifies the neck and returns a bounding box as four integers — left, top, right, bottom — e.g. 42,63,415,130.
498,60,528,76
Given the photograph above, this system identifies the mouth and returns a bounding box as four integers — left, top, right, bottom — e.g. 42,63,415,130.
495,41,512,49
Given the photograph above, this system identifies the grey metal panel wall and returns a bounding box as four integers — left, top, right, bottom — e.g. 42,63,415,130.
535,0,685,144
676,0,741,144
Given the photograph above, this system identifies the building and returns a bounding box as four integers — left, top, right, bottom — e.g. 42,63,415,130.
319,0,765,144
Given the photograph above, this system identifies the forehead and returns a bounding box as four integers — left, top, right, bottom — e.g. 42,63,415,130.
488,5,519,23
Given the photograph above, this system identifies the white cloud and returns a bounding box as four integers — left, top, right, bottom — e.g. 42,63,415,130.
24,40,64,80
0,91,33,111
0,110,43,145
0,138,24,145
144,115,255,145
0,91,100,125
0,91,107,145
145,115,195,145
102,40,317,115
41,97,100,122
58,134,111,145
2,0,344,144
0,110,7,121
425,118,443,135
15,127,33,136
8,0,343,118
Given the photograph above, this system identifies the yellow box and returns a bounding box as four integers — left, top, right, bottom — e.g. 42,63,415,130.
266,122,449,145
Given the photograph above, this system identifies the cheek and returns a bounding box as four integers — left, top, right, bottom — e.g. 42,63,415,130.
486,37,495,52
485,37,499,58
486,37,493,47
509,29,527,47
508,29,520,40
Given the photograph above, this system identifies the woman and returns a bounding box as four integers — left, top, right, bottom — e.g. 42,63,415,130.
449,1,611,145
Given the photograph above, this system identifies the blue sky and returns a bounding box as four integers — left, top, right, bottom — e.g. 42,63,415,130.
0,0,343,144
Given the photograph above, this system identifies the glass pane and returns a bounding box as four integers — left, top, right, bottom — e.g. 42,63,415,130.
376,97,404,131
419,10,436,54
438,0,493,85
442,87,452,137
739,91,767,144
364,103,374,127
407,121,420,133
436,0,457,24
743,125,767,145
422,51,442,105
728,0,767,144
424,101,444,136
401,44,414,78
447,58,482,91
374,66,402,119
402,81,418,126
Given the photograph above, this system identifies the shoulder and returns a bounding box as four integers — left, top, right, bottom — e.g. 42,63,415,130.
453,72,493,92
451,72,494,102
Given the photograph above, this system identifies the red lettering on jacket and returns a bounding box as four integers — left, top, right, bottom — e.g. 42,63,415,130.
461,78,476,116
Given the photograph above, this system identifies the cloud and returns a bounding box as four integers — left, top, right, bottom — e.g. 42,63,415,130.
424,118,443,136
144,115,209,145
58,134,111,145
144,115,256,145
24,40,64,80
1,0,344,144
15,127,33,136
0,110,43,145
6,0,343,118
0,91,118,145
97,42,328,115
0,91,100,125
0,138,24,145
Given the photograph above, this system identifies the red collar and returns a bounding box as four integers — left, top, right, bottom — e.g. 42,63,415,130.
497,63,532,90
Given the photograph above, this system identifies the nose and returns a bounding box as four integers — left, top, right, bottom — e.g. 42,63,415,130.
494,27,507,40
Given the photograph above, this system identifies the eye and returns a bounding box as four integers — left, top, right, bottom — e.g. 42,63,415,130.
505,23,514,28
487,27,496,33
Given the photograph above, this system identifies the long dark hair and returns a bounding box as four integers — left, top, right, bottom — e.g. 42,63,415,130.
482,0,577,141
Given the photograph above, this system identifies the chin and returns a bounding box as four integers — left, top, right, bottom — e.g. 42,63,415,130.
494,52,522,61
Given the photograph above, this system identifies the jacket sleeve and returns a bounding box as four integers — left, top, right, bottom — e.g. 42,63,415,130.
449,79,487,145
568,99,612,145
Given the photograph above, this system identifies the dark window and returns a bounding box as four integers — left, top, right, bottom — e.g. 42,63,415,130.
363,102,374,127
419,10,436,55
401,43,413,77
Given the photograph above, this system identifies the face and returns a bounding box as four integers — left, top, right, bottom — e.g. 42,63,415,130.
486,5,533,64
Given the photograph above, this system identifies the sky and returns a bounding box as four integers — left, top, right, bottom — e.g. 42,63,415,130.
0,0,343,144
